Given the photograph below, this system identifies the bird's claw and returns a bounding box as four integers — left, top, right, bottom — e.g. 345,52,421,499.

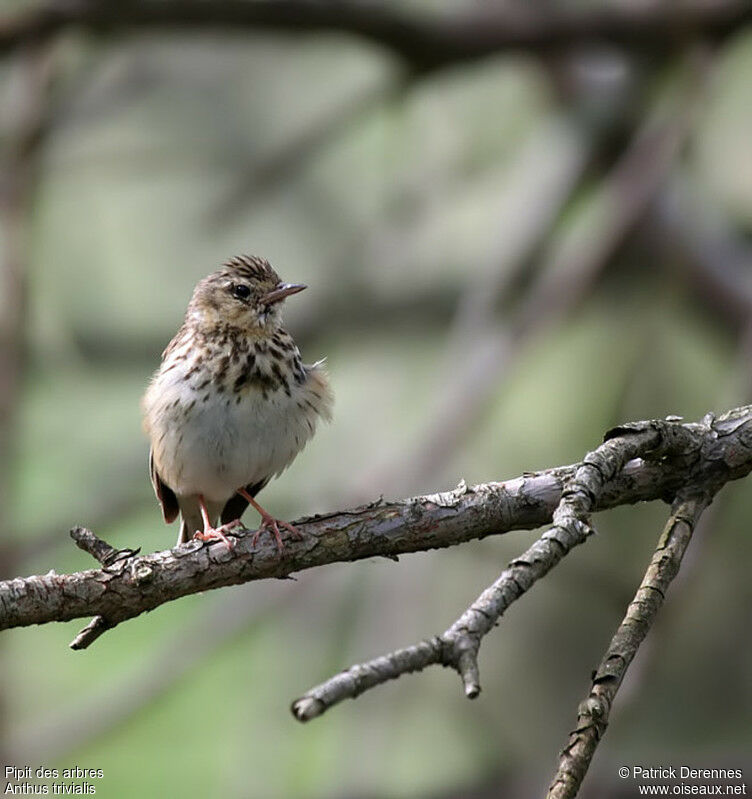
252,515,302,552
193,522,238,549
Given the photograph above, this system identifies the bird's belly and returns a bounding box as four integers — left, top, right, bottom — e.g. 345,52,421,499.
150,382,315,502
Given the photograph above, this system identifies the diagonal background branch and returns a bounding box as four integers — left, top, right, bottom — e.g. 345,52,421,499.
362,53,705,499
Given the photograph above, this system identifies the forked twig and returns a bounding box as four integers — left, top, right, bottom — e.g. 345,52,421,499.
291,416,707,720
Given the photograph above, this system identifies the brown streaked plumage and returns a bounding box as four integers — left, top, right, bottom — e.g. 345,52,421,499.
141,255,333,549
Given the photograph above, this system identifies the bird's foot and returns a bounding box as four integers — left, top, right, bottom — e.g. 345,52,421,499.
252,514,302,552
236,487,302,553
193,520,240,549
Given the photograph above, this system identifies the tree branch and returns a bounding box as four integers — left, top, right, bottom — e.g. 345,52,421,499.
289,413,715,720
546,490,712,799
1,1,750,69
1,406,750,652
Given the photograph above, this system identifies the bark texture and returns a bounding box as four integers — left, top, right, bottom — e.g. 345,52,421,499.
0,406,749,641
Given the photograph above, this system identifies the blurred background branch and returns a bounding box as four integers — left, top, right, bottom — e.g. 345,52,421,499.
2,1,751,68
0,40,59,766
0,43,56,572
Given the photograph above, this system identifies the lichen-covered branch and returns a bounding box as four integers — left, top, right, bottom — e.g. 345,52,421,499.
546,491,713,799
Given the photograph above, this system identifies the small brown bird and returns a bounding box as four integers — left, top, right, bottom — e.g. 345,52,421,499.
142,255,333,549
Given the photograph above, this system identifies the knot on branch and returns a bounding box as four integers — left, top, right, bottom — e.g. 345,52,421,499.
577,694,611,731
132,560,156,584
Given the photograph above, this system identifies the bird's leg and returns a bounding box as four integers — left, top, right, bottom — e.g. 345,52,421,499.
237,488,302,552
192,494,236,549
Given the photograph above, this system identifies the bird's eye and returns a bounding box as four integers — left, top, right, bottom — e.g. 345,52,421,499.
230,283,251,300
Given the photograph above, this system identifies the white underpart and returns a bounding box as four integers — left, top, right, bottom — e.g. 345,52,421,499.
143,348,330,504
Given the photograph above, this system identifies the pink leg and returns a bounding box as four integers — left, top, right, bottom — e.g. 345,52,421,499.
192,494,236,549
237,488,301,552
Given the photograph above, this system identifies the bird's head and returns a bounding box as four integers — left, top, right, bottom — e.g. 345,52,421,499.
188,254,306,334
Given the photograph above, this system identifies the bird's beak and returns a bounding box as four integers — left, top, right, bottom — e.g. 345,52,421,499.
262,282,307,305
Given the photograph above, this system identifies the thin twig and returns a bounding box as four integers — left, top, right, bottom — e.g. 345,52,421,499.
69,616,113,651
546,491,713,798
70,525,139,567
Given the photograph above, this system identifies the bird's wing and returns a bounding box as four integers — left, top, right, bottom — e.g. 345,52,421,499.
220,477,270,525
149,448,180,524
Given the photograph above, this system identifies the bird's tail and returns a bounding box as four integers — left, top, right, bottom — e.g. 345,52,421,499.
176,499,207,546
178,519,193,545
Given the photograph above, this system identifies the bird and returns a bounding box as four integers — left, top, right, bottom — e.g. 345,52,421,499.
141,254,333,550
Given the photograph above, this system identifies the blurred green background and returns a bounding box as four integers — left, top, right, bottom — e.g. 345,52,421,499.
1,2,751,797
